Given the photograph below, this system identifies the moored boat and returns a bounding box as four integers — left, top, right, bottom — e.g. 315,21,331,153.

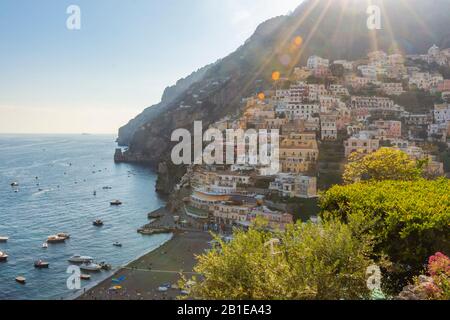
110,200,122,206
68,255,93,264
80,274,91,281
80,262,102,272
0,236,9,243
47,235,66,243
0,251,8,262
34,260,50,268
10,182,19,187
42,242,48,249
15,276,26,284
99,262,112,270
56,233,70,240
93,219,104,227
113,242,122,247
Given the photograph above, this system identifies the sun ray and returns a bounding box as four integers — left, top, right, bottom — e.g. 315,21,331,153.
294,0,334,66
228,0,324,106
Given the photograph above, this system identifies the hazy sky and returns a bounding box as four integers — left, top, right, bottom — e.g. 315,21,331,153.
0,0,302,134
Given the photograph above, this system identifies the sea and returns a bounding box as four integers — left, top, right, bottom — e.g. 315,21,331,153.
0,134,172,300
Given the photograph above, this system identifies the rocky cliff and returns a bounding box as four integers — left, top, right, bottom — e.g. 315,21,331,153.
117,0,450,193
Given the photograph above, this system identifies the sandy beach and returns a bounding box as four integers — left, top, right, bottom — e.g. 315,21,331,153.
78,209,212,300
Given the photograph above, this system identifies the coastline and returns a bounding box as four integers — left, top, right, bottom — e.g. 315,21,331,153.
76,208,212,300
65,233,174,301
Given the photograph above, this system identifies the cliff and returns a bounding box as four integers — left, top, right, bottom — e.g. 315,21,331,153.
117,0,450,194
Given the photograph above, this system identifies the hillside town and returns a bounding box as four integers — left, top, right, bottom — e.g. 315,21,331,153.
177,45,450,232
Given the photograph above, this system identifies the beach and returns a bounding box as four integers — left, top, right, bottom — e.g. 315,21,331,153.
78,209,212,300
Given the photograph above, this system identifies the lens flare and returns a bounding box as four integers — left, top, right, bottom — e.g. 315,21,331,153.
294,36,303,47
272,71,281,81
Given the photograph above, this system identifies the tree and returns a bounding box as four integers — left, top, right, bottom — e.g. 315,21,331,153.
181,218,375,300
343,148,423,184
320,178,450,292
330,63,345,78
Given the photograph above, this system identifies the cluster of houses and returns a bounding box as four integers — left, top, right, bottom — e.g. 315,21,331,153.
179,45,450,232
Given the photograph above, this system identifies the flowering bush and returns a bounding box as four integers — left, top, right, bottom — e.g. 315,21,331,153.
399,252,450,300
425,252,450,299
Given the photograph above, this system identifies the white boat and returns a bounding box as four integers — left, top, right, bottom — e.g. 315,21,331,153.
0,251,8,262
47,235,66,243
68,255,93,263
42,243,48,249
80,262,102,272
0,236,9,243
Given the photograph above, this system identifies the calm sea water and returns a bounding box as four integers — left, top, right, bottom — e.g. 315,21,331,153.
0,134,171,300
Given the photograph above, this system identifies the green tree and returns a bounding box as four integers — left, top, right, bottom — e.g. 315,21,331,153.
182,218,374,300
320,178,450,292
343,148,423,184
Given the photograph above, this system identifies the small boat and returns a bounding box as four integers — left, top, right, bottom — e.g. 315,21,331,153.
80,274,91,281
93,219,104,227
102,186,112,190
113,242,122,247
0,236,9,243
10,182,19,187
42,243,48,249
57,233,70,240
0,251,8,262
15,276,26,284
47,235,66,243
34,260,50,268
99,262,112,271
110,200,122,206
80,262,102,272
93,191,97,196
68,255,94,264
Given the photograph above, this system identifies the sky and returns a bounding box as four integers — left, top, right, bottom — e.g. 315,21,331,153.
0,0,302,134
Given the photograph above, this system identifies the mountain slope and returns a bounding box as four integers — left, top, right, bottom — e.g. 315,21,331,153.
117,0,450,193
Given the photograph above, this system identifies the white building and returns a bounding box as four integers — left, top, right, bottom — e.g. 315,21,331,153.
307,55,330,70
320,113,338,140
269,174,317,198
433,104,450,123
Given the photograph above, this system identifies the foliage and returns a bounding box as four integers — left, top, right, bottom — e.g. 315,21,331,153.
392,90,437,114
400,252,450,300
330,63,345,78
182,218,374,300
320,178,450,277
343,148,423,184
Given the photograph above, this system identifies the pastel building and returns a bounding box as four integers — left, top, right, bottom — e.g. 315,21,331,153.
344,132,380,157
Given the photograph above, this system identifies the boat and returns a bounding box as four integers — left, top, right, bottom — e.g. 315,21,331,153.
34,260,50,268
0,236,8,243
93,219,104,227
80,274,91,281
113,242,122,247
47,235,66,243
0,251,8,262
80,262,102,272
15,276,26,284
99,262,112,271
56,233,70,240
68,255,93,264
42,243,48,249
10,182,19,187
110,200,122,206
